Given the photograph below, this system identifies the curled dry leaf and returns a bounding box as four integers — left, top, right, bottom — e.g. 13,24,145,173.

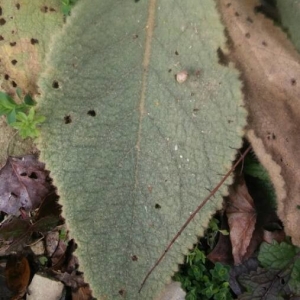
0,155,52,215
226,179,256,265
218,0,300,245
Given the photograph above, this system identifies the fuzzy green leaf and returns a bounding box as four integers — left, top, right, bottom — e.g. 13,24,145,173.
258,241,299,270
36,1,246,299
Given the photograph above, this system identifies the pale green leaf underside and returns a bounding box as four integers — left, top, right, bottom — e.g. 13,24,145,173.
277,0,300,51
36,1,246,299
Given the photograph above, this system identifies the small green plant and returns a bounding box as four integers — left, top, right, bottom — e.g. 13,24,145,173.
174,218,232,300
174,248,232,300
61,0,78,15
0,89,45,139
206,218,229,250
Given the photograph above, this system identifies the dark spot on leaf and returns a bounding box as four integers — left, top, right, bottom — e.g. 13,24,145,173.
168,69,172,73
20,172,27,177
49,7,56,12
11,30,15,34
29,172,38,179
52,81,59,88
267,132,276,140
193,108,199,112
280,278,285,285
155,204,161,209
175,50,179,55
135,0,140,2
291,78,297,86
228,119,233,123
16,3,20,10
297,205,300,210
41,6,48,13
217,47,229,66
0,35,3,41
4,74,9,80
11,81,17,87
262,41,268,46
131,255,138,261
87,110,96,117
11,59,17,65
118,289,125,296
246,17,253,23
30,38,39,45
0,7,2,16
226,3,231,7
10,42,16,46
245,32,250,38
0,18,6,25
64,115,72,124
10,192,18,197
235,11,240,17
133,34,138,39
10,16,14,20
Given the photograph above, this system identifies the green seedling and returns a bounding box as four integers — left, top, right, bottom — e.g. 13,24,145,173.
174,248,232,300
206,218,229,250
0,90,45,139
61,0,78,15
174,217,232,300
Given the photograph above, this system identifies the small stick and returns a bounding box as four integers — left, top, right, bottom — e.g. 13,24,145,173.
139,145,251,292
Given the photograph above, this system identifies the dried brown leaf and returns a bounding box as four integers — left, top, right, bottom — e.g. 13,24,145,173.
72,286,94,300
0,155,52,215
4,255,30,299
227,179,256,265
218,0,300,246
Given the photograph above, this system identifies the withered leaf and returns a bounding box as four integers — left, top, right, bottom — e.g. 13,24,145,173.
54,270,86,290
238,267,293,299
218,0,300,246
0,155,52,215
227,179,257,265
72,286,94,300
5,255,30,300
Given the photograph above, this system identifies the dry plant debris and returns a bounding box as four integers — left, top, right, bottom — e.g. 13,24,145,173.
0,155,94,300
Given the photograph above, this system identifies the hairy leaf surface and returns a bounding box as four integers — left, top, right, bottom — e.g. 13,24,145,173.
36,1,246,299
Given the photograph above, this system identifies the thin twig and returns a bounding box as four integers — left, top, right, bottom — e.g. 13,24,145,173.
138,145,252,292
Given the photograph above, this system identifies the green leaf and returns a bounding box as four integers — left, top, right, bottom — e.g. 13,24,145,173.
24,94,35,106
36,1,246,298
289,258,300,294
258,241,299,269
7,109,17,124
277,0,300,51
0,92,17,115
11,108,45,139
16,87,22,100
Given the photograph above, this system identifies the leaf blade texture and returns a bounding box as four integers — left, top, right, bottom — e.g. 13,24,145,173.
258,241,299,270
36,0,246,299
